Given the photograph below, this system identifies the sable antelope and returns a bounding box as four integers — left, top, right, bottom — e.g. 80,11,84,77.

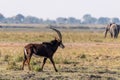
22,27,65,72
104,23,120,38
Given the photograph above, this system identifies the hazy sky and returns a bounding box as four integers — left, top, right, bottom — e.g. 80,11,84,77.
0,0,120,19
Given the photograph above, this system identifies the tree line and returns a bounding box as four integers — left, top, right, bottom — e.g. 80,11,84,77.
0,13,119,24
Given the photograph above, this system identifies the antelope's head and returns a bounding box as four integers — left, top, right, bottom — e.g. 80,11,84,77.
50,27,65,49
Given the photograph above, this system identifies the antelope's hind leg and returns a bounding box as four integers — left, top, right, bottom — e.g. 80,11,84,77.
26,55,32,70
22,52,27,70
22,57,27,70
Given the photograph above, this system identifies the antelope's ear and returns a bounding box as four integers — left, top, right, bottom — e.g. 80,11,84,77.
54,37,57,40
54,37,58,40
54,37,60,41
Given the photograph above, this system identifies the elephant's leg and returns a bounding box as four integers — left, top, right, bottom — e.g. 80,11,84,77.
116,29,119,38
104,30,108,38
110,32,113,38
114,29,118,38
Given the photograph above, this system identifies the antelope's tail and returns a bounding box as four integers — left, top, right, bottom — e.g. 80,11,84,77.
24,48,27,60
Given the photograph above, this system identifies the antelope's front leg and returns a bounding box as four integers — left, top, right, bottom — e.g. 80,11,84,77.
49,57,58,72
41,58,47,71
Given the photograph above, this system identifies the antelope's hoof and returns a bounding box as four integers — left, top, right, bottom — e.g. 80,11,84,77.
55,70,58,72
21,68,24,70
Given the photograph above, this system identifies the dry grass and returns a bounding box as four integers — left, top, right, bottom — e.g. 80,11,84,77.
0,31,119,79
0,31,119,43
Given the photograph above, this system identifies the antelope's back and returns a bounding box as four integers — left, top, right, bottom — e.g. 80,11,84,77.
25,43,52,57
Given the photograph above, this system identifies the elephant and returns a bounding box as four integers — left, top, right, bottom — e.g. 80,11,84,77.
104,23,120,38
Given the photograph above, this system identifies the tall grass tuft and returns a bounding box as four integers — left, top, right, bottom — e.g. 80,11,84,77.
3,55,11,61
6,61,21,70
14,56,23,62
32,65,42,72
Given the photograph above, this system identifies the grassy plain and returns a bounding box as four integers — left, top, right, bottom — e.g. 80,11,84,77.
0,30,120,79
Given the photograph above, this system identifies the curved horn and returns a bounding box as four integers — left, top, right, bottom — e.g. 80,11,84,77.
50,27,62,40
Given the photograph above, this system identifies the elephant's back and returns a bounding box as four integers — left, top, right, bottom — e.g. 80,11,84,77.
110,24,117,30
111,24,117,28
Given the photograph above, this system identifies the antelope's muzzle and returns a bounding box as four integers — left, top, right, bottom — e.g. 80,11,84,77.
60,43,65,49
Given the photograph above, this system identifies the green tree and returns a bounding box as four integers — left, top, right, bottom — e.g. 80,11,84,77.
15,14,25,23
111,18,120,24
82,14,97,24
97,17,110,24
0,13,5,22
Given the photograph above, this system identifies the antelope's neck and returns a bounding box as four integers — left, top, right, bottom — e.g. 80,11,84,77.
51,44,59,53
